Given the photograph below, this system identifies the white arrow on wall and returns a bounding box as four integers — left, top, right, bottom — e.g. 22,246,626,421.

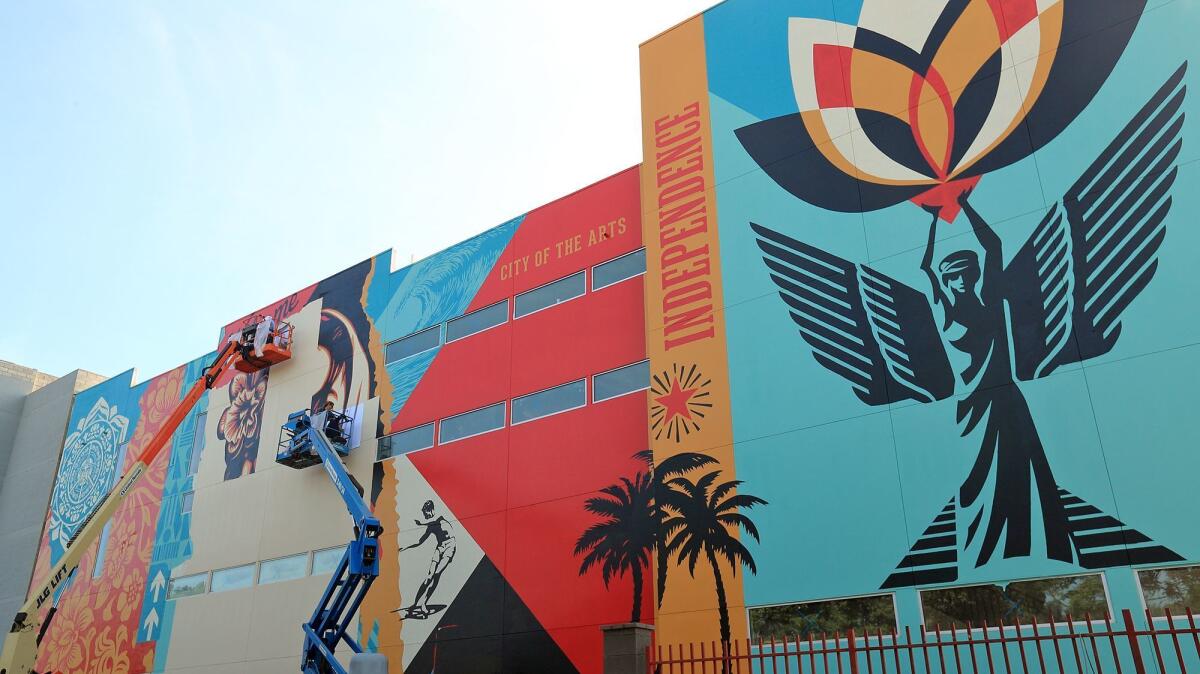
150,570,166,602
143,608,159,639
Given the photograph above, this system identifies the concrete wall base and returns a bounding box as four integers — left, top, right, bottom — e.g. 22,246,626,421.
601,622,655,674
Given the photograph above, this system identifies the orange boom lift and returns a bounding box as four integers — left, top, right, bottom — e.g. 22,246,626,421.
0,322,292,674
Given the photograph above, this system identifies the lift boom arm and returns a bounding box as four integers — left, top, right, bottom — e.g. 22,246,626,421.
283,418,382,674
0,338,264,674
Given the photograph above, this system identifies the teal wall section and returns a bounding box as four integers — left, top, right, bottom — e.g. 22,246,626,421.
700,0,1200,629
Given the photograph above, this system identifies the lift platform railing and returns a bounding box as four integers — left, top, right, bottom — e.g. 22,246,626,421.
234,320,295,373
277,408,352,470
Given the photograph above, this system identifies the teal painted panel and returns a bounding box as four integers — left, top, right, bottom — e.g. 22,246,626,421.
736,410,911,607
1085,345,1200,564
704,0,1200,617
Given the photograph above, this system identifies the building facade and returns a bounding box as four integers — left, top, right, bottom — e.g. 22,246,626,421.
0,362,104,633
20,169,648,673
13,0,1200,672
640,0,1200,652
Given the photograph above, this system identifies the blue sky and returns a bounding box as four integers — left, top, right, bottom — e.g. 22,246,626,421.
0,1,715,380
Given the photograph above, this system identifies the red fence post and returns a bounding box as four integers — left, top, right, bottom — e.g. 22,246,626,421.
848,628,859,674
1123,609,1148,674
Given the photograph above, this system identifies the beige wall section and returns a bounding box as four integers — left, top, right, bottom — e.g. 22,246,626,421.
0,361,40,491
164,299,382,673
0,364,105,630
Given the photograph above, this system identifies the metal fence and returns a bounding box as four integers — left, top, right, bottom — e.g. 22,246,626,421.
648,609,1200,674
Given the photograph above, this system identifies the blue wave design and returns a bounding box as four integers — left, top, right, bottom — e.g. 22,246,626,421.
382,216,521,415
388,349,439,414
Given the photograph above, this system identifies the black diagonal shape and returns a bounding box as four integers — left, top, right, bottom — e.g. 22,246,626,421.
405,555,578,674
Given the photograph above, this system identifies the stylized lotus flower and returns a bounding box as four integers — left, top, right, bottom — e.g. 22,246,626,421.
218,370,269,478
736,0,1146,220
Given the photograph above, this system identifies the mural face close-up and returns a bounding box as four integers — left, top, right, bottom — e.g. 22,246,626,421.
641,0,1200,651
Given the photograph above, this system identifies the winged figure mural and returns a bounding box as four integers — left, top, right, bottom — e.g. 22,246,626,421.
738,0,1188,587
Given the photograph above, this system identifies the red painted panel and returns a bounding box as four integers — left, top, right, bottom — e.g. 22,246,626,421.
218,284,317,345
510,275,646,397
506,495,651,657
388,167,650,673
389,321,514,432
408,433,509,523
507,392,648,509
465,166,642,313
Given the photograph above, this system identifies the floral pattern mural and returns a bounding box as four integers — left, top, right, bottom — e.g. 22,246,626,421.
217,369,269,480
33,367,183,674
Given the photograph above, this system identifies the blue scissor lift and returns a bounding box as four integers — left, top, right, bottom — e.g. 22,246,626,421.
277,409,387,674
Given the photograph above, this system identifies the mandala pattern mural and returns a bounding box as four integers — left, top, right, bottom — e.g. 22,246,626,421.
35,366,183,674
48,397,130,554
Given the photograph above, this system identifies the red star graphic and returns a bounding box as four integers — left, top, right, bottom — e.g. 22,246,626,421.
655,378,700,424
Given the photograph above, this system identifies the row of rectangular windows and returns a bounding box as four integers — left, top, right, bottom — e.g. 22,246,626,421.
98,255,650,581
383,248,646,366
166,546,345,600
748,565,1200,642
377,359,650,461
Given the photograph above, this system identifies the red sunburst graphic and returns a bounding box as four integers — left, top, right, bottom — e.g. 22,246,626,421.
649,363,712,443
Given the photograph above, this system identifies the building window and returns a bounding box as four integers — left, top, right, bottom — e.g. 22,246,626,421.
512,380,586,424
592,248,646,290
377,423,435,460
385,325,441,364
920,574,1109,628
439,402,506,443
593,360,650,402
514,272,585,318
93,442,130,578
189,411,206,476
181,490,195,515
210,563,256,593
749,595,897,641
312,547,343,575
259,553,309,585
1138,566,1200,618
167,572,209,599
447,300,508,342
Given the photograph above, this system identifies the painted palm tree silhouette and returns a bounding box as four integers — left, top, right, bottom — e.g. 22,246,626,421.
634,449,719,609
574,470,655,622
662,470,766,648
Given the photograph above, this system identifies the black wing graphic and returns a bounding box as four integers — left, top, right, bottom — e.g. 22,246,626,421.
752,224,955,406
1007,63,1186,380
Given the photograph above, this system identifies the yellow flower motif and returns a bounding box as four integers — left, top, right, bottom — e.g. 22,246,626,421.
39,603,94,673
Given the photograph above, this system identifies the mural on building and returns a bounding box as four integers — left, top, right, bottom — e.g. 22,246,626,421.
642,0,1199,651
47,397,131,557
744,0,1186,585
360,167,649,673
216,369,269,479
395,499,457,620
29,364,196,674
27,166,650,674
24,0,1200,669
574,457,655,623
310,259,389,436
